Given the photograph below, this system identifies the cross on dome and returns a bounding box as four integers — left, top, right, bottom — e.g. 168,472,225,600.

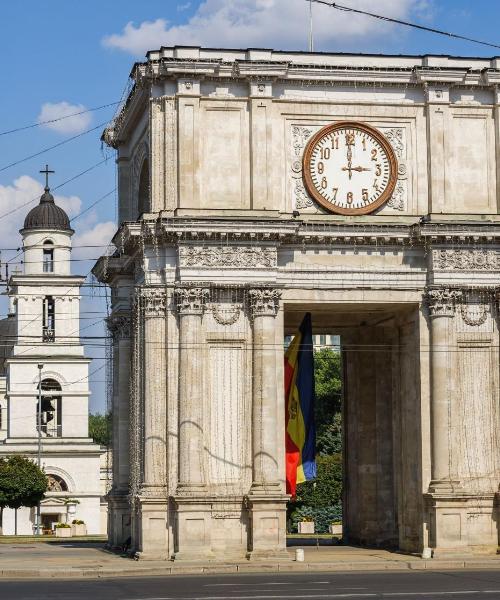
39,164,55,191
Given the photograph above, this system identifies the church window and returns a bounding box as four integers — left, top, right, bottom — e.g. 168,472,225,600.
137,158,150,216
43,296,55,342
38,378,62,438
46,474,68,492
43,241,54,273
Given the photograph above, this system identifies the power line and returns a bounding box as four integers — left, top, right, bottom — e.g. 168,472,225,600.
0,102,121,138
0,122,109,175
309,1,500,51
0,158,111,222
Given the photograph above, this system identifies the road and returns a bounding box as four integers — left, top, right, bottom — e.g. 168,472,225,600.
2,570,500,599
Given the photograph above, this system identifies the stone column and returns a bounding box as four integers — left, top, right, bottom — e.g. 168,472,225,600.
246,287,288,560
174,286,209,491
248,288,281,490
135,288,169,560
172,286,212,560
425,287,462,489
106,313,132,549
140,289,167,493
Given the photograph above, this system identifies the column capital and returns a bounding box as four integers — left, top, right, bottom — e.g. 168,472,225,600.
137,288,167,317
107,314,131,340
248,287,281,318
424,287,463,318
174,286,209,315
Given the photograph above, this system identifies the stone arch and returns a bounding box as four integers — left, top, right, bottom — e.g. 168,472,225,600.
138,157,150,216
131,140,150,218
44,466,75,492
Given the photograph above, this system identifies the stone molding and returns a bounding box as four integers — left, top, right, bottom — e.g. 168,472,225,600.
425,287,463,317
174,286,210,315
432,249,500,271
179,245,277,269
137,288,167,317
248,288,281,318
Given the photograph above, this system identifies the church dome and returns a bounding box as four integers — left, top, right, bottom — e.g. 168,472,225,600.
23,187,73,232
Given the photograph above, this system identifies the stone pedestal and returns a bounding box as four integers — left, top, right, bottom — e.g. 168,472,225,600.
107,490,131,550
246,493,289,560
134,496,169,560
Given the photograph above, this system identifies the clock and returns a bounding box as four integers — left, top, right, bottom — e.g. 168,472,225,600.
302,121,398,215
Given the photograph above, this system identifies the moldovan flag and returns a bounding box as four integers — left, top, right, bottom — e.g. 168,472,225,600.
284,312,316,497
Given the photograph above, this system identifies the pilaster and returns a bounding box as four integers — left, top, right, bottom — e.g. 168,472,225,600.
246,287,288,560
172,285,214,560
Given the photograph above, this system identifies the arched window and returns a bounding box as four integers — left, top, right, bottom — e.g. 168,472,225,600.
38,378,62,438
46,474,68,492
137,159,150,216
43,240,54,273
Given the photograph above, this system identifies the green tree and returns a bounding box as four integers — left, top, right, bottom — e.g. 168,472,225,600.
314,348,342,455
0,456,47,534
89,413,111,447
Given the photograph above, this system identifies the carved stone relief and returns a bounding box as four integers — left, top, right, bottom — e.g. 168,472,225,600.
248,288,281,318
212,303,241,326
291,125,316,210
179,245,277,269
381,127,407,212
433,249,500,271
174,287,210,315
425,287,463,317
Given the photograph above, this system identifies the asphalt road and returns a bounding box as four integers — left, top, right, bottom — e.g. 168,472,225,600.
3,570,500,600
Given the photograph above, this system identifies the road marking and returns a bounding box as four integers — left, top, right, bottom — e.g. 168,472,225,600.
205,582,331,587
128,590,500,600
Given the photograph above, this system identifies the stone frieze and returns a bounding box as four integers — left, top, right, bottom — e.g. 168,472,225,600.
433,249,500,271
179,245,277,269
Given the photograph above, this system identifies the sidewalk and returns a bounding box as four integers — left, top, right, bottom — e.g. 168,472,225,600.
1,541,500,579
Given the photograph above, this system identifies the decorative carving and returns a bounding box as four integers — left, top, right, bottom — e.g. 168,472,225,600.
107,315,131,340
387,181,405,211
460,303,488,327
179,245,277,269
138,288,167,317
291,125,315,209
398,163,407,179
174,287,209,315
248,288,281,318
47,474,68,492
382,127,405,159
433,249,500,271
425,288,463,317
212,303,241,326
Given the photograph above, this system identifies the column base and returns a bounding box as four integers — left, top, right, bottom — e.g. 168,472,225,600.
428,479,462,493
132,495,169,560
425,490,498,556
246,492,289,560
107,490,131,550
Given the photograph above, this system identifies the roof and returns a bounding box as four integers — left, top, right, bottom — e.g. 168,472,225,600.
23,187,73,233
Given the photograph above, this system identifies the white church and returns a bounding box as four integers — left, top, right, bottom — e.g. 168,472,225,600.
0,176,106,535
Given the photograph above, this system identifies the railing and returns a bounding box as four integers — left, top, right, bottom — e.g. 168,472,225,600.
41,423,62,438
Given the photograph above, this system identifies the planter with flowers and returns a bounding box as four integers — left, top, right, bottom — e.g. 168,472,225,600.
298,516,315,534
71,519,87,536
55,523,72,538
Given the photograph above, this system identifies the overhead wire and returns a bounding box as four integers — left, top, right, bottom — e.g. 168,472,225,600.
308,0,500,51
0,101,121,137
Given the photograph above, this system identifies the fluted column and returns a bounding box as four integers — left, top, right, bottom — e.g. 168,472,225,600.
248,288,281,490
175,286,209,492
139,288,167,495
425,287,462,489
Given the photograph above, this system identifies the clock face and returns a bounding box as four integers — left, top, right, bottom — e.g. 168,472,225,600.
302,121,398,215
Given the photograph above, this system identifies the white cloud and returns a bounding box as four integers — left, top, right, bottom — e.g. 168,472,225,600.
178,2,191,11
37,101,92,135
102,0,431,56
72,221,116,261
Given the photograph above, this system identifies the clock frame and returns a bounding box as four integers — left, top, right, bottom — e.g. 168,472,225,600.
302,121,398,216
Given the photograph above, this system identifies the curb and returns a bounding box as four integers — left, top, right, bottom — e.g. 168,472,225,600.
2,559,500,580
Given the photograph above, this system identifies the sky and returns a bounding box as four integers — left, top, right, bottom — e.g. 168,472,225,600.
0,0,498,413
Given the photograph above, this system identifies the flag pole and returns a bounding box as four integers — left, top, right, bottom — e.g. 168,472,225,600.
309,0,314,52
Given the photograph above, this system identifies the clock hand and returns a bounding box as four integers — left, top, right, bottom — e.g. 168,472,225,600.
345,146,353,179
351,166,371,172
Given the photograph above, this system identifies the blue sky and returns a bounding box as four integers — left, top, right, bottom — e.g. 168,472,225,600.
0,0,498,412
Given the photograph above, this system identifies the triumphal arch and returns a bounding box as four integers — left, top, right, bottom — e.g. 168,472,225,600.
94,47,500,560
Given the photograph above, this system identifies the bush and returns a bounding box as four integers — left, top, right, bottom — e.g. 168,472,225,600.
291,505,342,533
72,519,84,525
55,523,71,529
